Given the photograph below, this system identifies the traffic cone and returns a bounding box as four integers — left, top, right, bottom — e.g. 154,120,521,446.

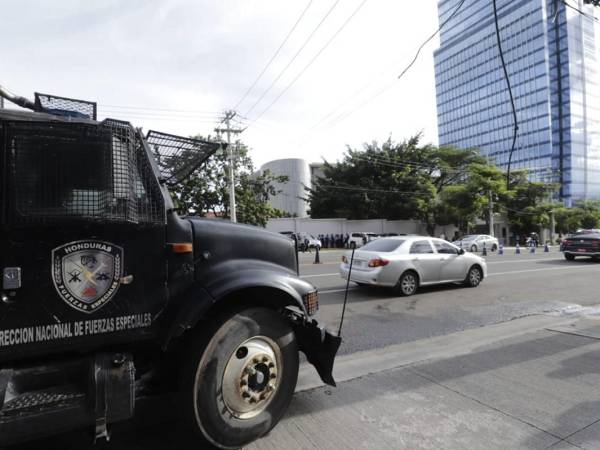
313,246,322,264
516,243,520,254
482,243,487,256
498,244,504,255
544,242,550,253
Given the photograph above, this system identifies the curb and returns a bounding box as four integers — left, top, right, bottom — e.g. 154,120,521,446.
296,314,576,392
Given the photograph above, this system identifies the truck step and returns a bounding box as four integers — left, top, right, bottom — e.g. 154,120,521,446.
1,386,86,419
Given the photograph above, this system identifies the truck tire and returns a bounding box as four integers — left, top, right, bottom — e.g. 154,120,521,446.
180,307,299,449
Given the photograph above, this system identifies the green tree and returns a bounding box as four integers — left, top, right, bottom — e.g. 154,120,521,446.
308,136,435,221
575,200,600,229
503,170,559,237
307,135,495,234
168,137,288,226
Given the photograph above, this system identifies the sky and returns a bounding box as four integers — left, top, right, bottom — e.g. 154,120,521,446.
0,0,440,168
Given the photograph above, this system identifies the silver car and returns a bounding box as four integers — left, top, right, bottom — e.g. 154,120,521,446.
340,236,487,296
455,234,499,252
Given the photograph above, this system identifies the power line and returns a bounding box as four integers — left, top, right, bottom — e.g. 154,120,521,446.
397,0,467,80
297,42,429,142
313,183,433,196
349,153,470,175
243,0,342,117
305,0,467,133
492,0,519,191
562,0,599,21
232,0,314,111
249,0,369,127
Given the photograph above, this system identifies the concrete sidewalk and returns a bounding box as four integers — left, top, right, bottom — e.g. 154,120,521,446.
248,314,600,450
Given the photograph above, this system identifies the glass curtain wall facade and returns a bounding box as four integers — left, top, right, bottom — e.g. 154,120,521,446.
434,0,600,205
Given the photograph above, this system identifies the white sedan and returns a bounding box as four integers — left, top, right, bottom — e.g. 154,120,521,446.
455,234,499,252
340,236,487,296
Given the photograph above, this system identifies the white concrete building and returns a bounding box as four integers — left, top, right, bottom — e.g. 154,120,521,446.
260,158,314,217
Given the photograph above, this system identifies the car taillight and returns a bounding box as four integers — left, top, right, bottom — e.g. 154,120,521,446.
563,240,571,246
368,258,389,267
342,255,348,264
593,240,600,246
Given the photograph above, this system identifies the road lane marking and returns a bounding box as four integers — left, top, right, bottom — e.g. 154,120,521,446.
319,287,358,294
299,262,340,267
302,273,339,278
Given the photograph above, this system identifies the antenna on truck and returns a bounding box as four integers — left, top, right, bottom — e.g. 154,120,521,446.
338,242,356,336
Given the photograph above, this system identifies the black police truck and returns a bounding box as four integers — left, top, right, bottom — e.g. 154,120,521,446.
0,88,339,448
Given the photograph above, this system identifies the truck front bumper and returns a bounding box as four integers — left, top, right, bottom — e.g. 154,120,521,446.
288,312,340,387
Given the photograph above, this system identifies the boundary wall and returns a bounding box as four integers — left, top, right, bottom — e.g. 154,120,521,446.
266,218,458,238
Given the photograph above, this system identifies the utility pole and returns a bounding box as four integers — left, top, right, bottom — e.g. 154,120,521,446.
215,110,243,223
550,209,556,245
488,190,494,236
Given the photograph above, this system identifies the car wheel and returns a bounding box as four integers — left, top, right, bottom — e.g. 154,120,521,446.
491,244,498,252
395,271,418,296
464,265,482,287
564,253,575,261
470,244,477,252
179,308,299,449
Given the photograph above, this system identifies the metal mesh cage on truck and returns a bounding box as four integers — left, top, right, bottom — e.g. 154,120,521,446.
147,130,222,187
1,118,164,226
34,92,97,120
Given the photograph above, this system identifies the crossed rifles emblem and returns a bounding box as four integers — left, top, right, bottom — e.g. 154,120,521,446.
67,255,109,289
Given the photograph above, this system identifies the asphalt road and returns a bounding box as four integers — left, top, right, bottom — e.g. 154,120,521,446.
11,247,600,450
298,248,600,355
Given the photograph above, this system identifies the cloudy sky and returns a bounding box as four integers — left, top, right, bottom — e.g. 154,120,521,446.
0,0,440,167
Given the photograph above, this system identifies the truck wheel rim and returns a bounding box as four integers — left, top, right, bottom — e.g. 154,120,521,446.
222,336,282,419
470,268,481,285
402,275,416,294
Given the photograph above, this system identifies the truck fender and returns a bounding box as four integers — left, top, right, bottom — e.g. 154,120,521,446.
161,266,312,349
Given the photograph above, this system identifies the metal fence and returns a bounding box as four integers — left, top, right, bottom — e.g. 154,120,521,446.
2,118,164,226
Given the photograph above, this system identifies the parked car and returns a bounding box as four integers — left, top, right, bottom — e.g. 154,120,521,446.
455,234,499,252
297,232,322,250
349,232,378,248
339,236,487,296
562,232,600,261
279,232,321,250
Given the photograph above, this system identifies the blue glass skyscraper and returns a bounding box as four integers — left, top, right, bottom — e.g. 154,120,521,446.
434,0,600,205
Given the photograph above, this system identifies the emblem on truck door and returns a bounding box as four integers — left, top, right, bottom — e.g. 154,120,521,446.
51,240,124,313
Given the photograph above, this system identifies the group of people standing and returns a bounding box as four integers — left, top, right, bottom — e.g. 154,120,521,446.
318,233,350,249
